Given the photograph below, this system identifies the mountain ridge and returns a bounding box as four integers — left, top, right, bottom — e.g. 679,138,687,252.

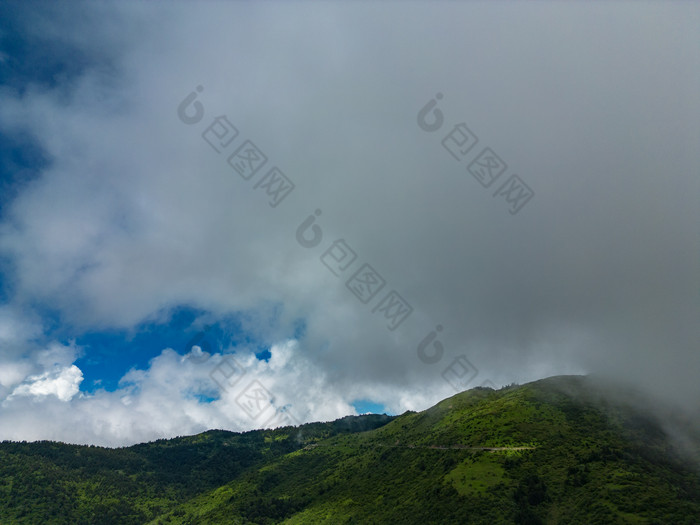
1,375,699,524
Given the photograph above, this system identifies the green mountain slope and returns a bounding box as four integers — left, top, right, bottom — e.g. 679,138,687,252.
2,376,699,524
0,415,392,524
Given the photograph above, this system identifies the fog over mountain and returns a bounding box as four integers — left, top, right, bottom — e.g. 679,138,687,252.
0,2,697,446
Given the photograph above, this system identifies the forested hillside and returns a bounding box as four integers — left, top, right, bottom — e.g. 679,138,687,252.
1,376,699,524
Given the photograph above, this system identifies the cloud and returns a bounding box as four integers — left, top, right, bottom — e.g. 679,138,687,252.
0,339,379,446
0,2,698,444
6,364,82,402
3,340,82,402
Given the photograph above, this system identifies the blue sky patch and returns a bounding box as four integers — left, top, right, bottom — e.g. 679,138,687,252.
72,304,302,393
352,399,390,415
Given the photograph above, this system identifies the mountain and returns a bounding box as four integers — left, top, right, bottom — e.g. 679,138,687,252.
1,375,699,524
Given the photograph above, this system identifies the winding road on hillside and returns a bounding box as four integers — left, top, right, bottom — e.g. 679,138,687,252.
303,443,535,451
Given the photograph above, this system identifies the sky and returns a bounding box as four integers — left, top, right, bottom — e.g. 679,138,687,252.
0,1,698,447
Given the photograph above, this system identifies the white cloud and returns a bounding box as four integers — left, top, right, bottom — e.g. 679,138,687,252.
0,339,378,446
7,364,83,402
